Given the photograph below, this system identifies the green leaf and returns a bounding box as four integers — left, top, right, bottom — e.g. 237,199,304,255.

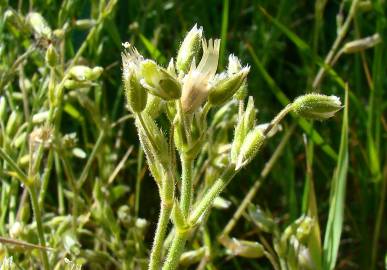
323,88,349,270
139,34,166,64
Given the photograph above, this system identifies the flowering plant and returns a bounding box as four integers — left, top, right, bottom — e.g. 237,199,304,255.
121,25,341,270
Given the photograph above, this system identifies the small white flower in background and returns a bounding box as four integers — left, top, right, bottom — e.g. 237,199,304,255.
0,257,15,270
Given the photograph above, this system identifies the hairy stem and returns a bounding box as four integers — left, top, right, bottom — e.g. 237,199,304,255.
189,165,236,226
148,200,172,270
162,230,188,270
180,155,193,217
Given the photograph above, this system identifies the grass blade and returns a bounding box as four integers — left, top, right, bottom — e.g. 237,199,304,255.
323,87,349,270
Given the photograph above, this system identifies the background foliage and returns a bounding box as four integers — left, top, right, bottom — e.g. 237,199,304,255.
0,0,385,269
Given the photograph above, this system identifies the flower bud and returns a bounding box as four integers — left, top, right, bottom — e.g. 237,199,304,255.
9,221,24,238
32,111,49,124
209,67,250,106
213,196,231,209
140,60,181,100
13,132,26,148
176,24,203,73
26,12,52,39
220,237,265,258
6,111,22,137
180,247,206,267
68,66,103,81
248,205,275,233
64,79,92,90
45,44,58,67
342,33,381,54
73,19,96,30
235,126,265,170
231,97,256,163
292,93,342,120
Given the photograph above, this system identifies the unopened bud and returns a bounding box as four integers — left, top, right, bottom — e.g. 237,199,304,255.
213,196,231,209
220,237,265,258
45,44,58,67
231,97,256,163
176,24,203,73
9,221,24,238
140,60,181,100
53,29,65,40
26,12,52,39
235,126,265,170
6,111,22,137
209,67,250,106
342,33,381,53
73,19,96,30
13,132,27,148
292,93,342,120
248,205,275,233
64,79,93,90
32,111,49,124
180,247,206,266
69,66,103,81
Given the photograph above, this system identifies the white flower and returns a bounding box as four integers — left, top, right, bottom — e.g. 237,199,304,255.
181,39,221,113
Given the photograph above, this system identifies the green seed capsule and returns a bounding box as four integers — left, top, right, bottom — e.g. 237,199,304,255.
292,93,342,120
45,44,58,67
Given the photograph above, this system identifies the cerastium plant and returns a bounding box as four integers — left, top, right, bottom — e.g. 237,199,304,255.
121,25,342,270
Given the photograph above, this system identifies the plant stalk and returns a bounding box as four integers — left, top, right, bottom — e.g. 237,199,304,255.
162,230,188,270
180,155,193,217
148,199,172,270
28,186,50,270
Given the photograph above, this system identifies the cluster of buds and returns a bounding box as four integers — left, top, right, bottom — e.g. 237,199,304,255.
121,24,250,115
